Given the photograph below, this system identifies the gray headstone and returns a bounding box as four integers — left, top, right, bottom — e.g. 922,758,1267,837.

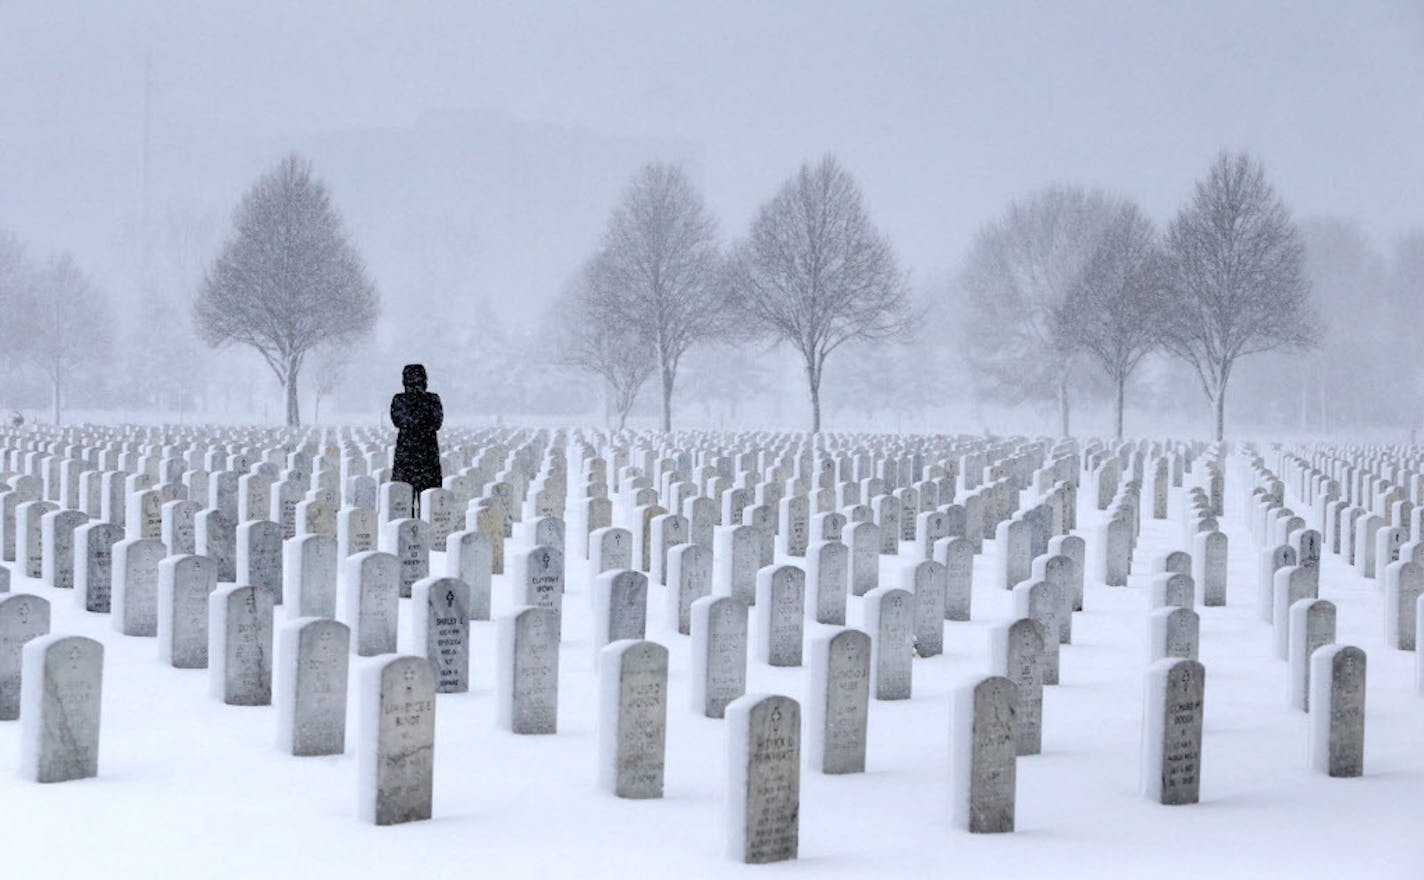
412,577,470,693
597,639,669,799
209,584,275,705
497,606,559,734
1287,598,1336,711
950,674,1017,833
725,694,800,863
1308,644,1365,778
341,551,399,656
1140,657,1204,805
276,617,350,756
806,628,870,774
754,565,805,667
689,595,748,719
0,593,50,720
19,634,103,782
357,654,435,824
158,554,217,668
990,618,1045,756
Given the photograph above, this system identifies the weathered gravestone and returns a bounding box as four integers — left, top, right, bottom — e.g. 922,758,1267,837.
342,550,400,657
209,584,275,705
283,533,337,619
803,540,848,626
0,593,50,720
902,560,946,658
73,521,122,613
806,628,870,774
158,554,217,668
1148,606,1200,663
1141,657,1204,805
990,618,1045,756
666,543,712,635
357,654,435,825
1287,598,1336,711
936,535,974,621
597,639,668,799
382,518,430,599
950,674,1017,833
236,520,283,603
1012,580,1062,685
412,577,469,693
690,595,748,719
497,605,559,734
725,693,800,863
275,617,350,756
754,564,805,667
19,634,103,782
1192,530,1228,607
864,586,914,700
1308,645,1365,778
444,530,493,621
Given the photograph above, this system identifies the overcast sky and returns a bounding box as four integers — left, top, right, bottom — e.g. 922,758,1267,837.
2,0,1420,313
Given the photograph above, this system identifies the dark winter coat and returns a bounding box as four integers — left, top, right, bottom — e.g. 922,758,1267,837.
391,380,443,497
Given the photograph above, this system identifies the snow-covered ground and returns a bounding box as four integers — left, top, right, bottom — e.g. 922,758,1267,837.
1,462,1418,879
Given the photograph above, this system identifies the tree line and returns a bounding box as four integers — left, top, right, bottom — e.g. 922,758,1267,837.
5,148,1395,437
557,150,1321,440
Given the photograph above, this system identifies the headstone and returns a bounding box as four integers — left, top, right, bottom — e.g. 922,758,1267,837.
73,521,122,613
950,674,1017,833
864,586,914,700
805,628,871,774
0,593,50,719
411,577,470,693
18,634,103,782
754,565,805,667
497,606,559,734
282,533,337,619
989,619,1045,756
666,543,711,635
444,529,493,621
936,535,974,621
341,551,399,656
236,520,283,602
1140,657,1205,805
725,694,800,863
275,617,350,756
803,540,849,626
902,560,946,657
1287,598,1336,711
1192,530,1228,607
158,554,217,668
1308,645,1366,778
1012,580,1062,684
689,595,748,719
597,639,669,799
1147,606,1200,662
209,584,275,705
357,654,435,824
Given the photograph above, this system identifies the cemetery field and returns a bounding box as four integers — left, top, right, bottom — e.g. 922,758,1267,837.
0,448,1418,880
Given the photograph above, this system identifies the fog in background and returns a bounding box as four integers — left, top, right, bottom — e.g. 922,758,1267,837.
2,1,1421,436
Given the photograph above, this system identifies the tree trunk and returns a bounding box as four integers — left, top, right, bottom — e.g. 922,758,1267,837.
1214,386,1226,442
50,374,61,426
660,366,673,433
1057,374,1070,438
285,369,301,428
1114,374,1125,441
807,363,822,434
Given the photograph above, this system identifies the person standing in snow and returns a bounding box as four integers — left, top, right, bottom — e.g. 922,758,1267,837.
390,363,443,516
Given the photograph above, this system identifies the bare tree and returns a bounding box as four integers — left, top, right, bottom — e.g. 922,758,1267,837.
1058,200,1165,439
310,336,363,424
960,185,1117,437
25,253,114,425
555,280,656,430
729,155,911,433
194,154,378,427
582,163,725,432
1162,152,1317,441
